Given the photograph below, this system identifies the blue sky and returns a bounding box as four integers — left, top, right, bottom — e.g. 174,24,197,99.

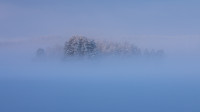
0,0,200,38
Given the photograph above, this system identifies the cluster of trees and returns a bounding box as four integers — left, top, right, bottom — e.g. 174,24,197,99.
143,49,164,57
35,36,165,59
96,41,141,56
63,36,164,58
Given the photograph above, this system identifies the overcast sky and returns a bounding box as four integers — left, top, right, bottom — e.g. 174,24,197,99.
0,0,200,38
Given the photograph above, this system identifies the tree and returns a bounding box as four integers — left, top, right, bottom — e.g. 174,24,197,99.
36,48,45,57
64,36,97,57
156,50,165,57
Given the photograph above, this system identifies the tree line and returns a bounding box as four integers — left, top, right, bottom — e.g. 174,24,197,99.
36,36,164,59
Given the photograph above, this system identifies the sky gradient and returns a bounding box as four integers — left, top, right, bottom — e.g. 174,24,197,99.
0,0,200,38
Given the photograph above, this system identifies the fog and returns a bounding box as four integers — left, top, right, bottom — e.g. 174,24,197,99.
0,36,200,112
1,0,200,111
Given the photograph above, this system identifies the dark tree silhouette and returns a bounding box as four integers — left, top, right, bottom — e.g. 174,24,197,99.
36,48,45,57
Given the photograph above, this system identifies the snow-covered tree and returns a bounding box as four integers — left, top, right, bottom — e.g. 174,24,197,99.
96,41,141,56
64,36,97,57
